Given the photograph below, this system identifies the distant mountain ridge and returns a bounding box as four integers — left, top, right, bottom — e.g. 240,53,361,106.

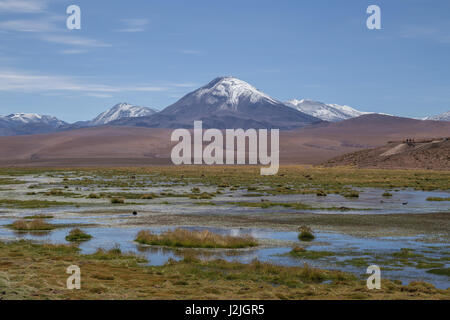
0,76,448,136
0,113,67,136
285,99,371,122
111,76,322,129
4,113,66,126
90,103,157,126
0,103,157,136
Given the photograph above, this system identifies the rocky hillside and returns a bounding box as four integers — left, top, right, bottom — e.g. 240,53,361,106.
323,138,450,170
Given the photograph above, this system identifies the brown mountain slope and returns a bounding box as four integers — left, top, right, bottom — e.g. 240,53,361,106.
0,115,449,167
323,138,450,170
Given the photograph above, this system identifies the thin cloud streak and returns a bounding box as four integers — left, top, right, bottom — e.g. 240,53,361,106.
41,35,111,48
0,19,55,32
116,18,149,33
0,0,47,13
0,70,169,94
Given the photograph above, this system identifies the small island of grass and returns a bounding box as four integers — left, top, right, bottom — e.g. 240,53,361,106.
10,219,55,231
65,228,92,242
298,226,315,241
135,228,258,249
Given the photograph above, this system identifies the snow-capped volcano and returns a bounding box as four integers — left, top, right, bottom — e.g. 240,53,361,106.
424,111,450,121
90,103,157,125
192,76,279,110
285,99,371,122
112,77,322,129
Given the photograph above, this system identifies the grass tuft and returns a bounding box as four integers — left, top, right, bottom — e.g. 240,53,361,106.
298,226,315,241
65,228,92,242
110,197,125,204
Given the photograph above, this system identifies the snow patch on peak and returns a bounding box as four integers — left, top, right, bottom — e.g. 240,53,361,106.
7,113,42,123
91,103,157,125
4,113,65,126
194,76,279,110
424,111,450,121
285,99,372,122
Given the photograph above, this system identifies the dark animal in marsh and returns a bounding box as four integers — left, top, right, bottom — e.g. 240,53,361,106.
402,202,408,205
133,211,138,216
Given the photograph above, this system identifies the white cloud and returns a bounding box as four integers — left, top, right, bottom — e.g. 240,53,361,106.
60,49,88,55
0,0,47,13
0,19,55,32
41,35,111,47
169,82,198,88
117,18,149,32
0,69,197,97
86,93,114,98
0,14,108,50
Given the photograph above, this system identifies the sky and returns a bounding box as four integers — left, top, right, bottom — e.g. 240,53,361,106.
0,0,449,122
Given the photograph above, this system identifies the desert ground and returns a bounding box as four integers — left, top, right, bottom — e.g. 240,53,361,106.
0,115,449,168
0,166,448,300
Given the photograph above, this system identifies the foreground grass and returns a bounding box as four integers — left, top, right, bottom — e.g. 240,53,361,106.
135,228,258,249
0,240,448,300
0,166,448,191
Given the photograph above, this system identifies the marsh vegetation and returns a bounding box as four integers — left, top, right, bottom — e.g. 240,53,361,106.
135,228,258,249
0,166,448,299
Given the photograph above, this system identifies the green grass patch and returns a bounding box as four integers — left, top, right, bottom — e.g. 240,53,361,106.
288,246,334,259
426,197,450,202
0,178,26,185
426,268,450,277
416,261,445,269
24,214,54,219
65,228,93,242
298,226,315,241
0,199,75,208
110,198,125,204
392,248,424,258
342,191,360,198
43,189,80,197
229,201,368,211
193,201,216,206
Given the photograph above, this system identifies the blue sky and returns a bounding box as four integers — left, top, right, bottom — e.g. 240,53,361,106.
0,0,449,122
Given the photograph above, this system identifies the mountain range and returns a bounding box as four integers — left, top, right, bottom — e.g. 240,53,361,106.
111,77,321,129
0,76,448,136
